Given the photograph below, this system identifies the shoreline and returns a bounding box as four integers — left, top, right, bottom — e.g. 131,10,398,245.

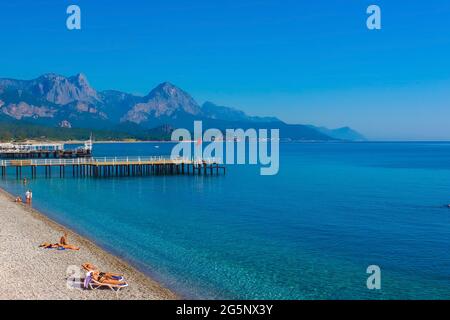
0,187,178,300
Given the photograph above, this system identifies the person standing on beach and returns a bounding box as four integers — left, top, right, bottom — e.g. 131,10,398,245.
25,190,32,205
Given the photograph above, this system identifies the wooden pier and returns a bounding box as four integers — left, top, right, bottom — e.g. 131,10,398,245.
0,157,225,179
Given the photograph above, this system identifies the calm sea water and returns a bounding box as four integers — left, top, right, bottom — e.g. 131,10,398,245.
2,142,450,299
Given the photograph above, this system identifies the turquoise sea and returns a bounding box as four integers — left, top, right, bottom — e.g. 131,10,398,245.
2,142,450,299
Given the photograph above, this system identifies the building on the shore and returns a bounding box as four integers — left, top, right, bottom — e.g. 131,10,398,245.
0,139,92,159
0,142,64,152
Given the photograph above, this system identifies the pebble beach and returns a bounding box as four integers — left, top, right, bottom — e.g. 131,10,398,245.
0,188,177,300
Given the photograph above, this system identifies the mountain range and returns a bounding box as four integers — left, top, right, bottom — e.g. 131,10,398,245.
0,73,365,141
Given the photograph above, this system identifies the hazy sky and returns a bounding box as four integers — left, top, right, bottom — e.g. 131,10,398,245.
1,0,449,140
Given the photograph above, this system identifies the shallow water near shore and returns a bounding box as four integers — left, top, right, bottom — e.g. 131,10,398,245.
2,142,450,299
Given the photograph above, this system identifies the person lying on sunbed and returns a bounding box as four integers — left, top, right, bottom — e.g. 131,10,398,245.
82,263,124,281
91,270,127,286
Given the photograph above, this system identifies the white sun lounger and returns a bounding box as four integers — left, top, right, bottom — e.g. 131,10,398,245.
84,271,129,292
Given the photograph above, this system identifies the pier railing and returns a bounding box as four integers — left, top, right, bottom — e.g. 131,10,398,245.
0,156,221,167
0,155,225,178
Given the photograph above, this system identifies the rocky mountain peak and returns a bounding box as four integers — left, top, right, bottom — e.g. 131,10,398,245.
144,81,202,115
149,82,188,99
33,73,98,105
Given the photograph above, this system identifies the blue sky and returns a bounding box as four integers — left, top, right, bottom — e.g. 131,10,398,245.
0,0,449,140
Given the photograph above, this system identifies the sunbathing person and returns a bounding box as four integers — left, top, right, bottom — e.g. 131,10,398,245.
82,263,123,280
91,270,127,286
39,242,79,250
39,232,80,250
